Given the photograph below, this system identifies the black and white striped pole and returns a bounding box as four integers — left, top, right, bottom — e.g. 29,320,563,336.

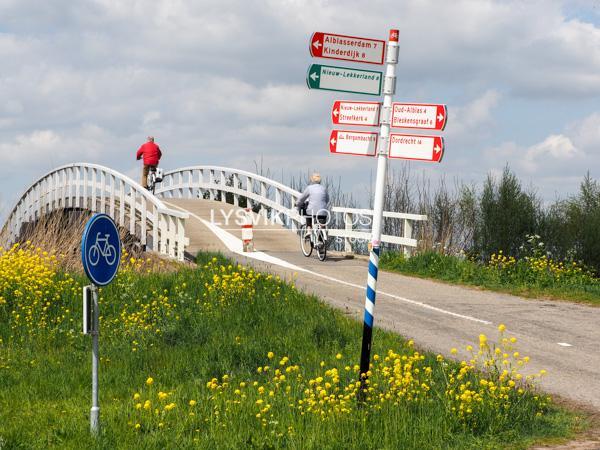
359,29,399,396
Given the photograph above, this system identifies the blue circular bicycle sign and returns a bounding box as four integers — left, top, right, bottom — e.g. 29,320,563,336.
81,214,121,286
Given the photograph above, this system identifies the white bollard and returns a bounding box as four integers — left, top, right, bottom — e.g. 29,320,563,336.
242,208,254,252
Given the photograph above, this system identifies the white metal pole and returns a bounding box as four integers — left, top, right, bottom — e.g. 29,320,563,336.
359,29,399,391
90,284,100,434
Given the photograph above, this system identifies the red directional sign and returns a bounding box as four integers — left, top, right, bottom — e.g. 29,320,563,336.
388,134,444,162
329,130,378,157
391,103,447,131
332,101,381,126
310,32,386,65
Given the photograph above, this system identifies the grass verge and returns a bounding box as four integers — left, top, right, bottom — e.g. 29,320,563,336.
380,251,600,306
0,245,581,449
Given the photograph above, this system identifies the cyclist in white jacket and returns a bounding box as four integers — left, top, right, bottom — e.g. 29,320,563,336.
297,173,329,228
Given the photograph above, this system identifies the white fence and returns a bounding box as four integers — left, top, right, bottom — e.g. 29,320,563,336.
156,165,427,254
330,207,428,256
0,163,188,261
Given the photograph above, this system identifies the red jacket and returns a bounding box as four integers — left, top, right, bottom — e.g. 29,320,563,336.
136,142,162,166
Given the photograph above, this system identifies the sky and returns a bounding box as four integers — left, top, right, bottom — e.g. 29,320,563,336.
1,0,600,220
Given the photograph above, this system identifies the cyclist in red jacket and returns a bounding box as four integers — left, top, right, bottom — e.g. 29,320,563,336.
136,136,162,189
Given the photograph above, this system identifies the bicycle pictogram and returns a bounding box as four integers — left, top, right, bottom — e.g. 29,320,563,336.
88,232,117,267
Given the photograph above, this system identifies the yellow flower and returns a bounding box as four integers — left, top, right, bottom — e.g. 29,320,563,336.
189,400,197,407
146,377,154,386
143,400,151,410
335,353,342,360
133,393,141,401
450,348,458,355
479,334,487,347
498,323,506,333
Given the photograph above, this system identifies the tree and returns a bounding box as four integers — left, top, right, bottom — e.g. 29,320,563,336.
475,166,539,258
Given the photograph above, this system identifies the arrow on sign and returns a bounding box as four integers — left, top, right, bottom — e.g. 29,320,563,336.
391,103,447,131
329,130,378,156
310,31,385,65
307,64,383,96
331,100,381,126
388,134,444,162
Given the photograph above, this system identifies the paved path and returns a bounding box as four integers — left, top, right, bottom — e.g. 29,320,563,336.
167,199,600,412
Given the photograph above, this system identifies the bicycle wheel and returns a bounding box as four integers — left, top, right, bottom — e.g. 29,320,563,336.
316,229,327,261
105,244,117,265
300,225,313,257
89,245,100,266
149,174,156,194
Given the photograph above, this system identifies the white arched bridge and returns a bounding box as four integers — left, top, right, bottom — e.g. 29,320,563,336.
0,163,427,261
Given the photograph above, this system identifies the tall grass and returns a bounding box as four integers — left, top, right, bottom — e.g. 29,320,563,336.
380,237,600,306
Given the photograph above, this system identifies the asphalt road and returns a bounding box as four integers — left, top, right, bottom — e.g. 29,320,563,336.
170,199,600,412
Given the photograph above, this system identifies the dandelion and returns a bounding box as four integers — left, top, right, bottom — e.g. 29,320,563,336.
146,377,154,386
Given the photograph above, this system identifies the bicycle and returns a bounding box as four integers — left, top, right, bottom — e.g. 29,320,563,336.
88,232,117,266
299,217,328,261
147,166,164,194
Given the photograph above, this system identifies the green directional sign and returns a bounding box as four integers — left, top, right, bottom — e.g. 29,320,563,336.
306,64,383,96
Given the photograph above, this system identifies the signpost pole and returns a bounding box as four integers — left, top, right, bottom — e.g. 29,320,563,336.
359,29,399,397
90,284,100,435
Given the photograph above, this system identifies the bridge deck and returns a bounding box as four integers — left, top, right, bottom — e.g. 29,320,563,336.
164,199,299,256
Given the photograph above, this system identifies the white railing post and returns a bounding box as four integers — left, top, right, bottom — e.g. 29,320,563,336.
83,167,89,211
344,212,353,254
100,171,106,213
220,171,227,203
152,205,159,252
246,176,253,209
141,196,147,246
260,182,267,218
119,180,126,226
209,170,215,200
403,218,413,257
129,185,136,235
109,174,116,218
75,166,81,208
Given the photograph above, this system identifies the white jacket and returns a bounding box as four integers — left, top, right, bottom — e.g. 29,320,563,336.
298,183,329,216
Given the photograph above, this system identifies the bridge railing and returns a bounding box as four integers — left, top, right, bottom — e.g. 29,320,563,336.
156,165,306,230
0,163,188,261
156,166,426,255
329,207,427,256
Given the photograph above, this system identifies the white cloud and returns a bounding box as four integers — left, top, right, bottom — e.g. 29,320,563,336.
521,134,580,172
447,90,501,138
482,111,599,198
1,0,599,218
